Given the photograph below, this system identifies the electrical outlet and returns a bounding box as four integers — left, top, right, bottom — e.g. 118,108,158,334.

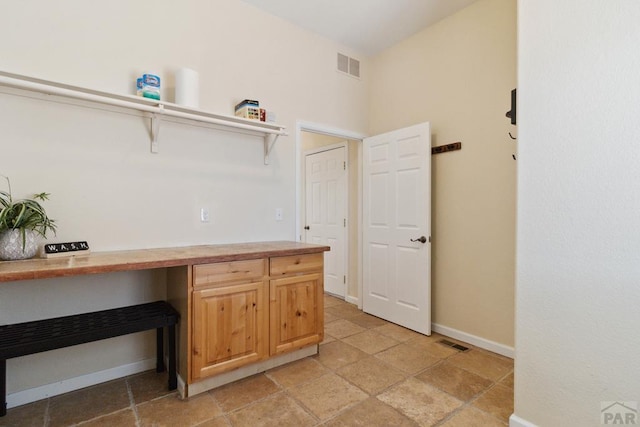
200,208,210,223
275,208,283,221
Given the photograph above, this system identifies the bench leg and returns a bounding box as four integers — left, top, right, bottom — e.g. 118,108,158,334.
156,328,165,373
1,359,6,417
168,324,177,391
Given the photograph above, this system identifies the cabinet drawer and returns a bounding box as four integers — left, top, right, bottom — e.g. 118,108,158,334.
269,253,323,276
194,259,266,287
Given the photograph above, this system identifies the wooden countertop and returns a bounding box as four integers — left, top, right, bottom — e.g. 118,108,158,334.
0,241,330,283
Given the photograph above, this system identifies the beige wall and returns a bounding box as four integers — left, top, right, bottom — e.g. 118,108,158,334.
0,0,517,404
0,0,368,397
369,0,517,347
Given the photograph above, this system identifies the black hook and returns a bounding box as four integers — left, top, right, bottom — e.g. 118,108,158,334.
509,132,517,140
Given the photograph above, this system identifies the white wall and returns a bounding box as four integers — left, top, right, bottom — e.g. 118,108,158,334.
0,0,368,399
515,1,640,425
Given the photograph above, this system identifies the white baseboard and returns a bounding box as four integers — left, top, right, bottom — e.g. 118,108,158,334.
345,295,359,306
431,323,514,358
7,358,156,409
509,414,538,427
176,373,187,399
187,345,317,397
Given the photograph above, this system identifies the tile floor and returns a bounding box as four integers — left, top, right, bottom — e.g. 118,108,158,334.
0,295,514,427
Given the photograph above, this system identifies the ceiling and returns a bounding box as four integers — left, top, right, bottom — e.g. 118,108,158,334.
239,0,479,55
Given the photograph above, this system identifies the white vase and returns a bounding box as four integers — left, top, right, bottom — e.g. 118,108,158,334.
0,229,40,260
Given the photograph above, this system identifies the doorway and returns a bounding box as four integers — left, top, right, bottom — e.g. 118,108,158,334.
296,120,432,335
296,122,364,305
304,145,347,297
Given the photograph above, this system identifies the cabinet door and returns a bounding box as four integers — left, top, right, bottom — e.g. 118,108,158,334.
192,281,268,380
269,273,324,355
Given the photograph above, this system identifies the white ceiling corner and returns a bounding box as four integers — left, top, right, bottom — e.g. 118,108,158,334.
238,0,479,55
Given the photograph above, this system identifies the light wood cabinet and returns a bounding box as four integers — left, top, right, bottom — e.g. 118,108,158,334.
191,259,268,380
192,280,268,380
269,253,324,355
190,252,324,382
270,253,324,277
193,259,266,288
270,273,324,355
0,241,329,400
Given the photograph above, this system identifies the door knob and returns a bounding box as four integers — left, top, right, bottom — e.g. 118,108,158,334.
410,236,427,244
304,226,310,230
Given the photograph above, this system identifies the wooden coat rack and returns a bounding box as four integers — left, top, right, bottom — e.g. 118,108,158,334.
431,142,462,155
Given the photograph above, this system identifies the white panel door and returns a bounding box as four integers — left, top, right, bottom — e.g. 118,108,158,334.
305,147,346,297
363,123,431,334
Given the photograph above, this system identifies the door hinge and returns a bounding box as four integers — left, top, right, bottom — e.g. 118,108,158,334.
343,161,346,170
343,275,346,284
343,218,346,227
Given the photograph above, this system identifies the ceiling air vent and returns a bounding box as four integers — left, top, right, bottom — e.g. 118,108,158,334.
337,53,349,74
349,57,360,78
337,53,360,78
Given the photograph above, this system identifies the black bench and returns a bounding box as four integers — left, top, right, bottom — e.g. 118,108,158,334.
0,301,179,416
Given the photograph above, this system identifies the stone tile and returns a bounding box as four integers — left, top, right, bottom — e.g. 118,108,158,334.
325,319,366,339
228,392,317,427
49,379,130,427
373,324,422,342
499,372,514,389
342,330,399,355
447,349,513,381
321,333,337,345
128,370,174,404
324,295,344,308
336,356,406,395
325,303,362,320
78,408,137,426
267,357,329,388
315,340,369,370
375,343,440,374
440,406,506,427
405,335,461,359
348,313,389,329
416,361,493,401
472,384,514,423
289,373,368,421
377,378,463,426
210,374,280,412
405,332,441,344
324,311,339,323
323,397,418,427
196,416,231,427
137,393,222,427
0,399,47,427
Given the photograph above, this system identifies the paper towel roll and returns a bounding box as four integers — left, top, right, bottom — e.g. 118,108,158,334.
175,68,199,108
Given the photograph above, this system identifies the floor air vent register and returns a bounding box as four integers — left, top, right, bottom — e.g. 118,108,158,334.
438,339,469,352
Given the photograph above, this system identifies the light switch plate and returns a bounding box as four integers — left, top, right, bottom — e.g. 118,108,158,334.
200,208,210,223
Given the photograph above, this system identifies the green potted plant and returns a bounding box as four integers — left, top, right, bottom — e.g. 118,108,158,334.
0,174,56,260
